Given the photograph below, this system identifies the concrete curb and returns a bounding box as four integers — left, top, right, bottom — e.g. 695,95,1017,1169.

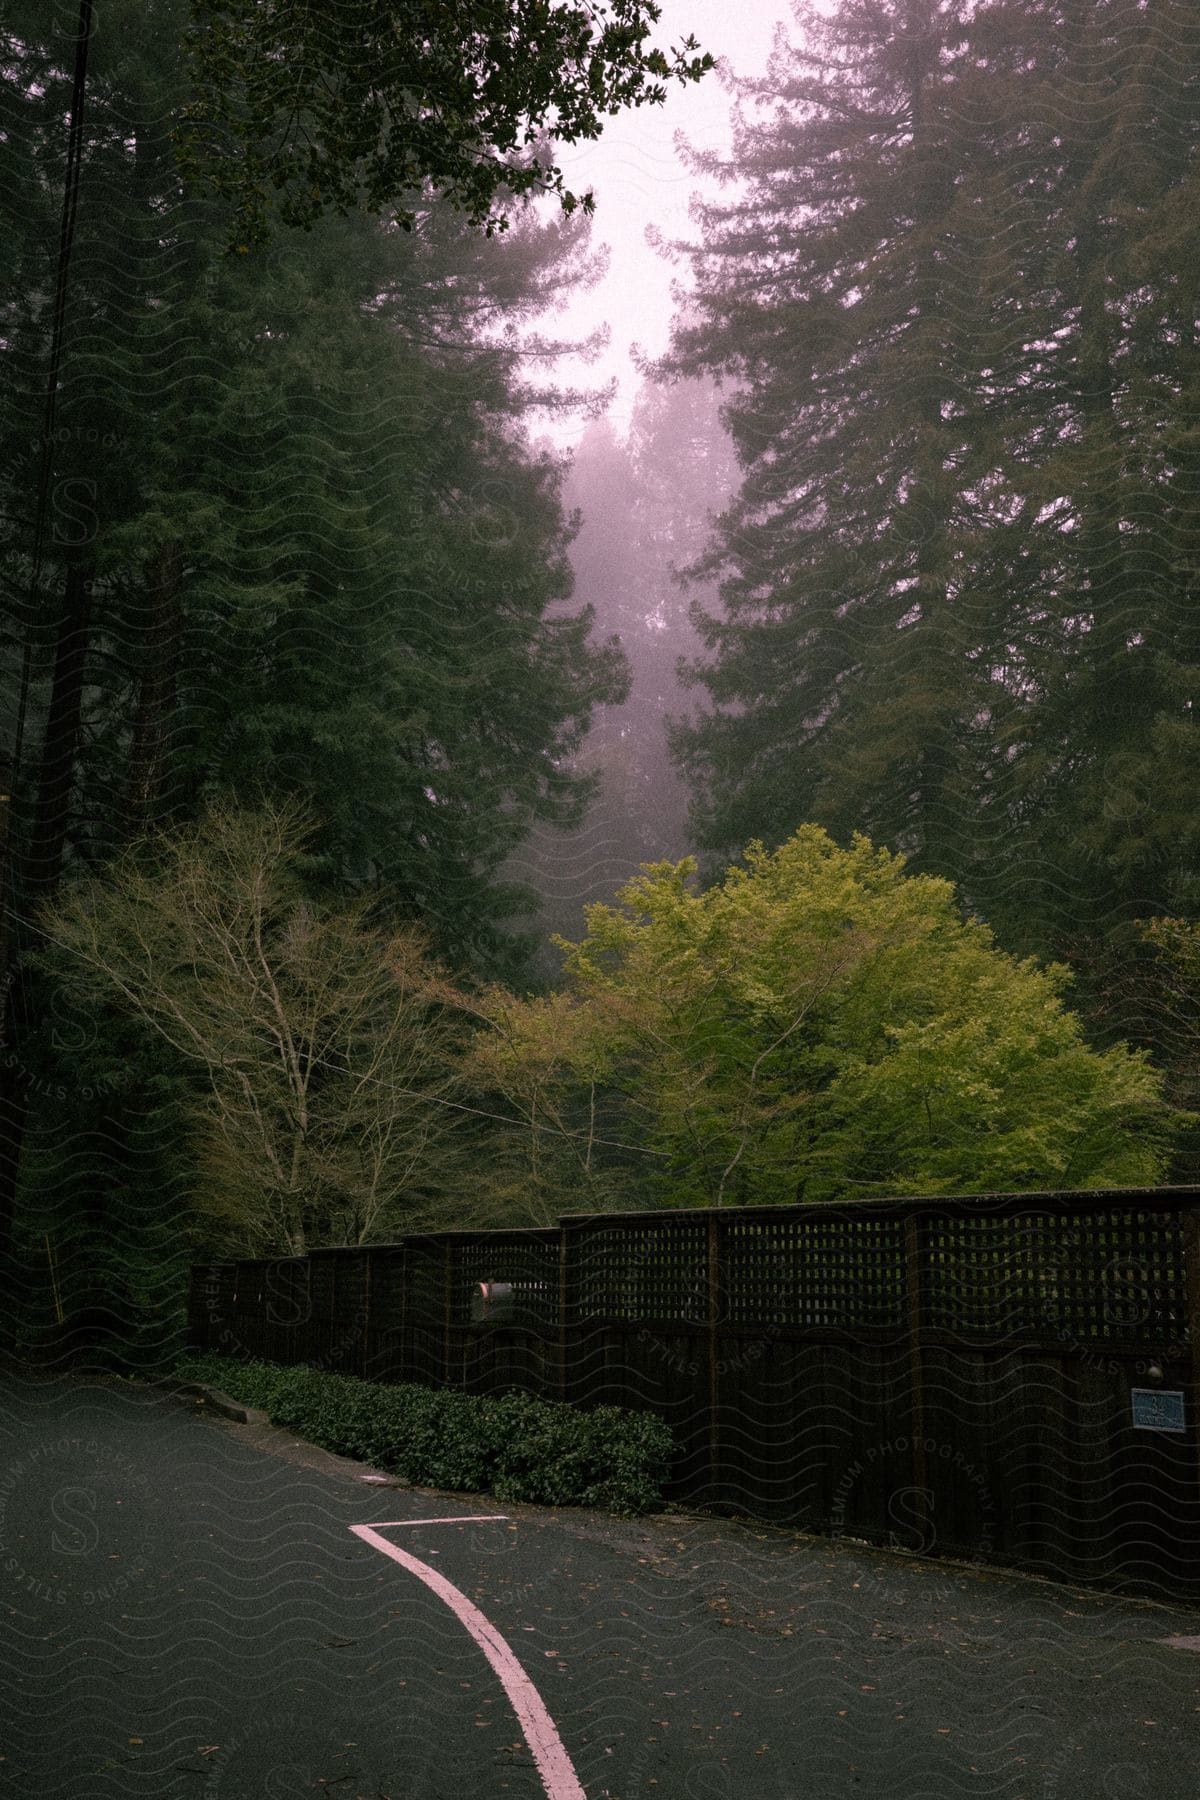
152,1377,268,1426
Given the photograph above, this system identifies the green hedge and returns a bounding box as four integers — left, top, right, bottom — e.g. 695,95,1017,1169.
174,1352,675,1515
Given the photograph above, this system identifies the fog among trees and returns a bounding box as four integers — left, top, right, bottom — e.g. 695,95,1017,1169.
4,0,1200,1353
510,376,738,970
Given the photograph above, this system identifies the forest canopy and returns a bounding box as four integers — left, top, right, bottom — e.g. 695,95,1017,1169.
178,0,713,244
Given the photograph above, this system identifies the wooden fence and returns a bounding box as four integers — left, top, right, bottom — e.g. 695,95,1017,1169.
188,1187,1200,1599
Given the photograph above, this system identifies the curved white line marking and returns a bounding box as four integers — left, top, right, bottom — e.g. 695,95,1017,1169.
350,1523,587,1800
366,1515,508,1527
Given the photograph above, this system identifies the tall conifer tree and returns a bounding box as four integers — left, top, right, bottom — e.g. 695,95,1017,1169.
0,0,624,1346
663,0,990,878
662,0,1200,1075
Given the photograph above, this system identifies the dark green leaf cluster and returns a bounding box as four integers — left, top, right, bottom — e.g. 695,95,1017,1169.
1,5,627,975
175,1351,675,1514
177,1,712,247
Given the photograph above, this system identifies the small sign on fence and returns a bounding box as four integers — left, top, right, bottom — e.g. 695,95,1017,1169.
1131,1388,1187,1434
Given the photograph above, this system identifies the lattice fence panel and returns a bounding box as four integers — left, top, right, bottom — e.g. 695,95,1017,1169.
260,1257,309,1329
453,1234,558,1326
233,1260,266,1314
569,1220,710,1324
401,1240,446,1318
335,1252,369,1341
922,1208,1189,1343
366,1247,408,1333
188,1263,237,1349
210,1263,237,1323
306,1254,337,1322
722,1212,907,1331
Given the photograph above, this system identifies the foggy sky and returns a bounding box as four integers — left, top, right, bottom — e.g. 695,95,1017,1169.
544,0,789,446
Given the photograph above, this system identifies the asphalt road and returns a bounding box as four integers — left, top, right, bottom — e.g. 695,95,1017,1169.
1,1370,1198,1799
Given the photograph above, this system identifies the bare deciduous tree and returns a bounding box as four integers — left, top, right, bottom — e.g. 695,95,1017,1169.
41,800,471,1253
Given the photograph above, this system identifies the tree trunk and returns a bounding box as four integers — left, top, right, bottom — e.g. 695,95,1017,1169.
124,541,182,832
26,560,92,899
0,559,93,1344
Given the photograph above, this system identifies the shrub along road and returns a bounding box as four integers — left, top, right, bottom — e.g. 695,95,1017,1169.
1,1369,1198,1798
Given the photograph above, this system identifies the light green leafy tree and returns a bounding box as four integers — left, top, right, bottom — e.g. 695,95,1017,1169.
482,828,1181,1208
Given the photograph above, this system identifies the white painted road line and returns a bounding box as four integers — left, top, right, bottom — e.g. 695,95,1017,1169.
365,1515,510,1527
350,1523,587,1800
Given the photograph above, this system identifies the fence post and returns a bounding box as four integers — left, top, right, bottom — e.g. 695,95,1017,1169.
361,1249,372,1378
443,1239,454,1389
398,1238,409,1383
1185,1207,1200,1503
186,1265,206,1352
557,1227,569,1404
905,1211,929,1543
708,1212,722,1501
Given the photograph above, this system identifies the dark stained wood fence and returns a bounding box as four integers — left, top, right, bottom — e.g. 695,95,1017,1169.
188,1188,1200,1598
